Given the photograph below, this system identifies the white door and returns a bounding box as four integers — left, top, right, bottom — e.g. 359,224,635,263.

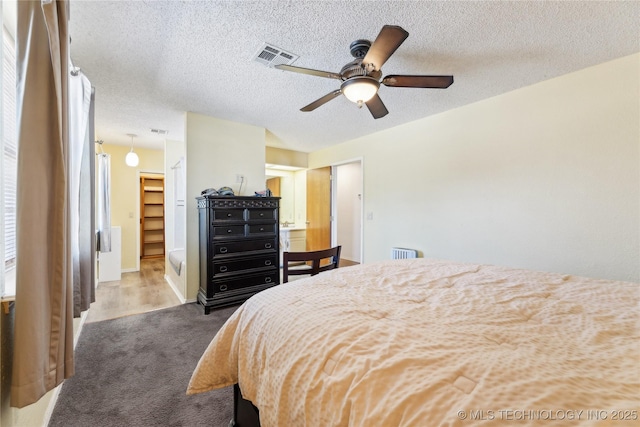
333,161,363,264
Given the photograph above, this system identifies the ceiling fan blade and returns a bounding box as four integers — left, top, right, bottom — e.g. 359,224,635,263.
382,75,454,88
275,64,342,80
300,90,343,112
365,94,389,119
361,25,409,72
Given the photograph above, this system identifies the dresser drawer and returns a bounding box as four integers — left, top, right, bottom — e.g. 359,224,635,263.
247,208,276,221
212,224,246,238
247,223,276,235
212,209,245,222
213,254,277,276
214,239,276,256
212,271,278,293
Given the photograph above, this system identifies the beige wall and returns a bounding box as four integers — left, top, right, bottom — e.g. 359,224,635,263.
101,144,164,272
266,146,308,168
185,112,266,300
310,53,639,282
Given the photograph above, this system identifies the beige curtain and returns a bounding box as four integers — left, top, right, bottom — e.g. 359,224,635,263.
11,0,74,408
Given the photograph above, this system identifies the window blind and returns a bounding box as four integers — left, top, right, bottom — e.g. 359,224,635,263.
2,26,17,270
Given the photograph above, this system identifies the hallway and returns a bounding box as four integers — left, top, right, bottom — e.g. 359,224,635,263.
86,258,181,323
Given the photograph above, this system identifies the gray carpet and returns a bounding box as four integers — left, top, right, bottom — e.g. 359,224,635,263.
48,303,238,427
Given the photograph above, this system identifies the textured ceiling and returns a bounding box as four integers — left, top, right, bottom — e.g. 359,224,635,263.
68,1,639,152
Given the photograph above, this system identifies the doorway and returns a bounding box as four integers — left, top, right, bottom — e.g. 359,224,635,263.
306,161,363,264
140,173,165,260
333,160,362,264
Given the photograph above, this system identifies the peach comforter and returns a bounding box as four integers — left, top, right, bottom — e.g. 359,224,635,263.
187,259,639,426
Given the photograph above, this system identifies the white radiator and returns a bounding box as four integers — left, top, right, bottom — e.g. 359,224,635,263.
391,247,418,260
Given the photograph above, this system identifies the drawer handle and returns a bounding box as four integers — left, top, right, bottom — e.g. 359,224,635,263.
265,277,272,283
265,260,272,266
220,284,228,291
259,227,265,231
264,243,272,249
227,229,233,233
220,266,228,272
220,247,228,253
227,213,232,217
259,213,264,217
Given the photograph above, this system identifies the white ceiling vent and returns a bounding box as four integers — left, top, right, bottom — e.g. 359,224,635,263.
150,128,168,135
252,43,298,68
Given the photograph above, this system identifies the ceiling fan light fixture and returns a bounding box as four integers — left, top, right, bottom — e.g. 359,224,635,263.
341,76,379,105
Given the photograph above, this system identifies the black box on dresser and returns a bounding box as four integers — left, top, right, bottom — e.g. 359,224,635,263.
196,195,280,314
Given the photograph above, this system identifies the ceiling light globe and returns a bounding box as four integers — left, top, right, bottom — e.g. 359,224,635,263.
341,77,380,104
125,150,139,167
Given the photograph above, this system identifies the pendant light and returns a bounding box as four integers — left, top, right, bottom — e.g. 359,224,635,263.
125,133,139,167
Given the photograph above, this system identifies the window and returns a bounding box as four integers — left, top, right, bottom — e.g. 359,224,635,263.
1,22,17,298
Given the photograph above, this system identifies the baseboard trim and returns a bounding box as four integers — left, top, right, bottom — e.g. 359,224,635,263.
164,274,187,304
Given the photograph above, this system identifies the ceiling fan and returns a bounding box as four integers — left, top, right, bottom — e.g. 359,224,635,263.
275,25,454,119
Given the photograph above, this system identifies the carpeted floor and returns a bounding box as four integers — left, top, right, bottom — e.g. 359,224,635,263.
48,303,239,427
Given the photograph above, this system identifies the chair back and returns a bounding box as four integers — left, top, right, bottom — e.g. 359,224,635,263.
283,246,342,283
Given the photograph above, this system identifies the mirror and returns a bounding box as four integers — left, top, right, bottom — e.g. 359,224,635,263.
266,172,295,225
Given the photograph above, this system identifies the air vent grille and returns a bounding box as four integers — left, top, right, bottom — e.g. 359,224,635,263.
252,43,298,68
391,247,418,260
150,128,168,135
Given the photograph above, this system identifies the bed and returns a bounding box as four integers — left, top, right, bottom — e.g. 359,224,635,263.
187,258,639,426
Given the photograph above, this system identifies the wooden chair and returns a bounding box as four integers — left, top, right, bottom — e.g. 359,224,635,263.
283,246,342,283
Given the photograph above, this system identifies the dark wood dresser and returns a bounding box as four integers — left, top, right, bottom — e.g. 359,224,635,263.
196,195,280,314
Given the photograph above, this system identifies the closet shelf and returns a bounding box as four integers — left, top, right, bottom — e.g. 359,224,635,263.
144,238,164,244
141,176,165,259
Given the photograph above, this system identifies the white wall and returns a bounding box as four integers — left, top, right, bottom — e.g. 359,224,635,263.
164,139,186,299
185,112,266,300
309,53,639,282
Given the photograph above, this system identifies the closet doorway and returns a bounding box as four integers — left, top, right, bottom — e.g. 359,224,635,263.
140,173,165,259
